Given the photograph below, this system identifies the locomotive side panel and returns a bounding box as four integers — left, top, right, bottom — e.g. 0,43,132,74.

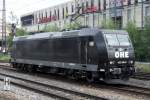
52,37,79,63
94,32,108,64
14,39,52,60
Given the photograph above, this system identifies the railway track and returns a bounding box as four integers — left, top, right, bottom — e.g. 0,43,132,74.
104,84,150,97
0,63,150,98
0,68,107,100
132,72,150,80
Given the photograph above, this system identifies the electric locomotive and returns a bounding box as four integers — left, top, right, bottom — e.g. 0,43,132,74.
11,28,135,83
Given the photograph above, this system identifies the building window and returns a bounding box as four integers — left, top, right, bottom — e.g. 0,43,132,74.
50,11,51,17
104,0,106,10
35,14,38,24
93,14,97,27
39,13,40,19
103,14,106,22
135,0,138,4
85,15,89,26
72,4,74,13
45,12,47,18
145,6,150,17
64,6,68,18
98,0,101,11
145,6,150,25
127,9,131,22
54,9,57,16
128,0,131,5
91,0,94,7
59,21,61,27
21,15,34,26
86,1,88,8
146,0,150,1
57,9,60,20
41,13,43,18
63,8,65,19
66,7,68,15
82,2,84,12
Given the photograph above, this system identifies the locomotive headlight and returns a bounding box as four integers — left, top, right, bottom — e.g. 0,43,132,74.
122,61,127,64
110,61,115,64
117,61,122,64
117,61,127,64
129,61,133,64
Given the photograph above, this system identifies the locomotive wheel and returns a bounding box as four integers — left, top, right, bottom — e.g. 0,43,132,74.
67,69,76,79
27,65,35,73
73,71,80,80
18,64,23,71
50,68,59,74
23,65,28,72
11,63,16,68
63,69,69,76
17,63,23,70
122,76,129,81
19,64,24,71
86,72,94,83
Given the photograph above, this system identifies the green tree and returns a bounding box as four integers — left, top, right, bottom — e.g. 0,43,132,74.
7,28,28,51
44,24,60,32
16,28,29,36
64,22,81,30
7,34,13,51
143,17,150,61
126,21,145,61
101,18,117,29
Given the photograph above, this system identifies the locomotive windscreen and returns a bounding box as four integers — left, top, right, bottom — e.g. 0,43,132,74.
105,34,130,46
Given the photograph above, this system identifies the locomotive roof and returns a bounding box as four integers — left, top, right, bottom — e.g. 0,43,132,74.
13,28,128,41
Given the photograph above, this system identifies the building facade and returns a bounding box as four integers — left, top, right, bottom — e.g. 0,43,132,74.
21,0,150,32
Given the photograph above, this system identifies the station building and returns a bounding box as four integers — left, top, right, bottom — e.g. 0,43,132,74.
20,0,150,32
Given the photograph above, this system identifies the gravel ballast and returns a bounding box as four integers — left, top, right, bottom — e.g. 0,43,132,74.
0,81,54,100
0,67,149,100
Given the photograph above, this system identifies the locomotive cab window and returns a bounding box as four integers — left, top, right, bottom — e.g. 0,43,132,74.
105,34,131,46
117,34,130,46
105,34,119,46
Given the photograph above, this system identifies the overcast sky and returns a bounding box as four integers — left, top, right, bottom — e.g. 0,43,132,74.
0,0,71,23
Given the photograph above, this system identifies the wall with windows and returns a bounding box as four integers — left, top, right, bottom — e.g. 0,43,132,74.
21,0,150,32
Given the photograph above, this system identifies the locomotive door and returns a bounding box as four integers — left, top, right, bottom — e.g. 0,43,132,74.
85,41,88,64
80,38,88,64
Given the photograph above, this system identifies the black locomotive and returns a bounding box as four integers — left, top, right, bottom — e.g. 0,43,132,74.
11,28,135,83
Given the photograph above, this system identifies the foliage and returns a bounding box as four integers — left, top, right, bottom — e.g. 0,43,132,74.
7,28,28,52
126,21,145,61
142,17,150,61
135,62,150,73
64,22,81,30
16,28,29,36
0,53,10,62
44,24,60,32
7,35,13,51
101,18,117,29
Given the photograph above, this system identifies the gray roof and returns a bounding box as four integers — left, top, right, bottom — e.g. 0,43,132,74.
13,30,80,41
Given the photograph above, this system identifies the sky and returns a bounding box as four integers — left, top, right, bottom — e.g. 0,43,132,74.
0,0,71,23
